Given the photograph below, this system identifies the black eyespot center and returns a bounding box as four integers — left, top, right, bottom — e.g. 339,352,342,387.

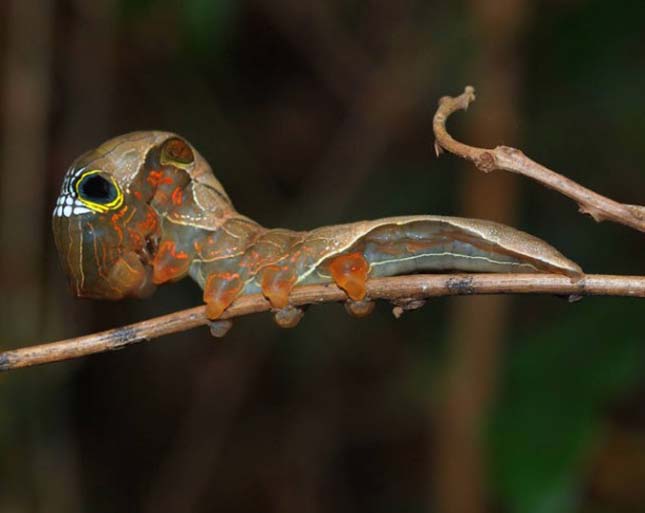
79,174,117,203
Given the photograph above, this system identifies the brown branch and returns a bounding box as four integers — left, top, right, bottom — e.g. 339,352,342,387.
4,88,644,373
433,86,645,232
1,273,644,372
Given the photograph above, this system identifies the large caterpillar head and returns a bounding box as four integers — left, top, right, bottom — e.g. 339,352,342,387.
52,131,231,300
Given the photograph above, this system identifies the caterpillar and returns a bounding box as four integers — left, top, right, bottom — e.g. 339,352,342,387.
52,132,582,329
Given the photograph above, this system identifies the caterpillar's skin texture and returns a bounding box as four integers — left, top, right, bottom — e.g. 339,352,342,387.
52,132,582,326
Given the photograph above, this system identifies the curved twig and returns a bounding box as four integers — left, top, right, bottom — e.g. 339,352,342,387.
433,86,645,232
1,272,644,372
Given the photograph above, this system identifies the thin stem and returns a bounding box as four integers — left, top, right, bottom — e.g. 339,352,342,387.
1,272,644,372
433,86,645,232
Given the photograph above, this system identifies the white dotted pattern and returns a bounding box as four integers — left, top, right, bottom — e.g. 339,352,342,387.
52,166,96,218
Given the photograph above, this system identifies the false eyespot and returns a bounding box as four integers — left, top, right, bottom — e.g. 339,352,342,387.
74,170,124,213
160,137,194,167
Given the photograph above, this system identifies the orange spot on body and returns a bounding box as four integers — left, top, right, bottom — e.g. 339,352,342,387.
152,240,191,284
171,187,183,206
138,208,159,234
112,207,127,219
147,170,174,187
133,190,143,201
328,252,369,301
405,240,438,253
110,206,129,243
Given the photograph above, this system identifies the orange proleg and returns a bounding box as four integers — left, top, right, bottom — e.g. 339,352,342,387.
260,265,297,309
328,252,369,301
203,272,243,320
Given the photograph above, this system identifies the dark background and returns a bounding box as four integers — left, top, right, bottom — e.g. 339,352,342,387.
1,1,645,512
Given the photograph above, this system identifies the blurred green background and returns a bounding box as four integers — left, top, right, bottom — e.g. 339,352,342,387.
1,1,644,512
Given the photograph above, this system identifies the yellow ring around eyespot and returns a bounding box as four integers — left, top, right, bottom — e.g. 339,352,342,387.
74,169,124,213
